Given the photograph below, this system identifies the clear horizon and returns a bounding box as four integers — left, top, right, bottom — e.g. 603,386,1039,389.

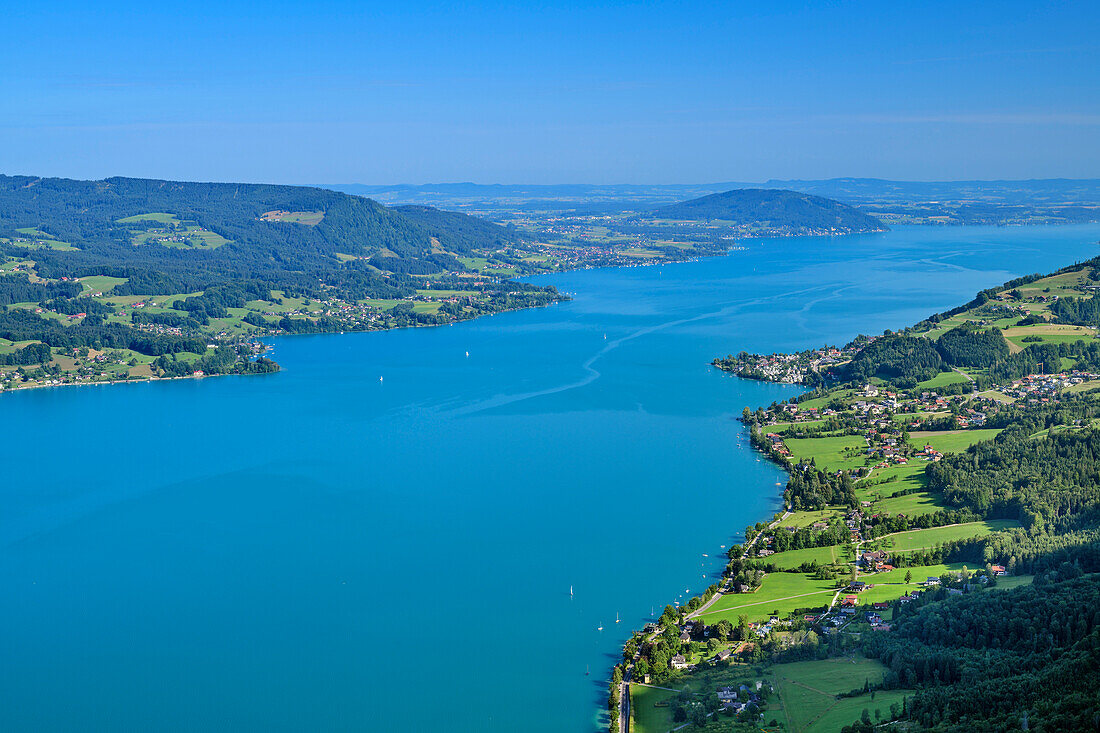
4,1,1098,184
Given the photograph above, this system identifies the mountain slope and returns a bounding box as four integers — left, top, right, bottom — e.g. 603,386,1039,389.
0,175,521,284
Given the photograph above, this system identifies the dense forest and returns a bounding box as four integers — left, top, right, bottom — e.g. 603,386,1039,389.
836,324,1100,389
863,573,1100,731
651,189,887,233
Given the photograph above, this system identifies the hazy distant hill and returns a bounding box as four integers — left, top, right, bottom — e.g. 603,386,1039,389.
763,177,1100,205
652,189,887,233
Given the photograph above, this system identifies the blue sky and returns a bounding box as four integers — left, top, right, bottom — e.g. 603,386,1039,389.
3,0,1098,184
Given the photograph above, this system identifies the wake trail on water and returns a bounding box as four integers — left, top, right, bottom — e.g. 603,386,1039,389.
791,285,857,332
449,283,835,416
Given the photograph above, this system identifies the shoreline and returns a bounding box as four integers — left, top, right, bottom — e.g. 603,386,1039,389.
0,367,262,396
613,368,802,731
0,292,572,398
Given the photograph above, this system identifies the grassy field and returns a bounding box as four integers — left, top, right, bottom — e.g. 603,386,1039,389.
0,339,42,354
976,389,1015,403
456,255,518,275
797,390,855,410
769,657,910,733
906,428,1001,454
79,275,128,293
260,210,324,225
769,419,827,433
769,545,845,570
699,573,838,624
874,520,1020,553
997,575,1035,590
868,562,966,585
116,212,177,223
800,690,909,732
778,509,838,529
630,684,678,733
784,434,868,472
1065,379,1100,394
417,289,478,298
873,491,945,517
857,462,927,499
1016,269,1091,297
915,370,970,389
1006,332,1097,348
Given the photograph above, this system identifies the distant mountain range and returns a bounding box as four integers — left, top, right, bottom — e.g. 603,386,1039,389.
759,178,1100,205
651,189,887,234
323,178,1100,213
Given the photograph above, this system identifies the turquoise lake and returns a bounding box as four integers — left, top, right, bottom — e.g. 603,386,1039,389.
3,224,1100,731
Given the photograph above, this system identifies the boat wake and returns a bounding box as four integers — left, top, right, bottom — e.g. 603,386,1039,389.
449,283,834,416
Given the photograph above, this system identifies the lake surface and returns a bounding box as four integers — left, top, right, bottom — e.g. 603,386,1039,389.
3,224,1099,731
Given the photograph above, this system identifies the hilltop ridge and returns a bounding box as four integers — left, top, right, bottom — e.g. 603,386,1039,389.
652,188,888,234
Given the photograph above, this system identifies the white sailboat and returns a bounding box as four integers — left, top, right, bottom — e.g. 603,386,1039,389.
570,584,574,599
615,612,620,624
597,622,604,632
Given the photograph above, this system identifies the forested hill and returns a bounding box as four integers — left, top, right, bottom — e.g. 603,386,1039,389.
0,175,523,284
0,175,563,388
652,188,887,234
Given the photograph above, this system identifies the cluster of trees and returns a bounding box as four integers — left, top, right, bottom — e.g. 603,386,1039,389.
174,281,270,319
783,467,859,511
0,307,206,356
769,519,850,552
928,422,1100,527
0,341,51,365
843,323,1021,386
1051,293,1100,325
934,323,1009,367
152,347,278,378
843,334,944,384
132,310,208,329
865,572,1100,731
0,273,82,305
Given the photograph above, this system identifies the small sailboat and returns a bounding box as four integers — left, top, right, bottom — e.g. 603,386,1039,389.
597,623,604,632
585,665,590,676
570,584,574,599
379,376,383,382
615,612,620,624
465,351,469,358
